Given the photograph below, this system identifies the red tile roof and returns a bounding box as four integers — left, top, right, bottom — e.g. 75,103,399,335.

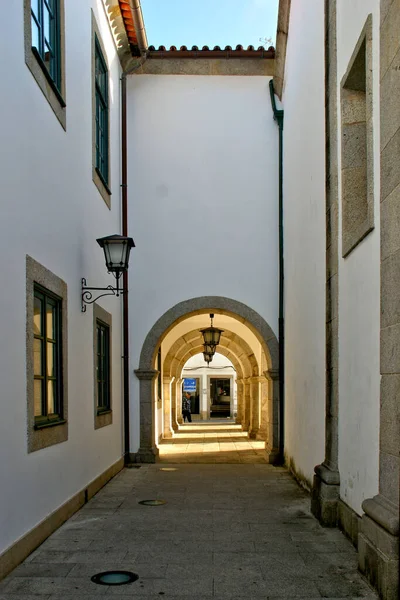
147,45,275,59
118,0,138,46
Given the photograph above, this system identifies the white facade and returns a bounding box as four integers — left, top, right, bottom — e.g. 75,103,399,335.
282,0,381,513
0,2,124,555
281,0,326,485
336,0,380,514
127,75,279,453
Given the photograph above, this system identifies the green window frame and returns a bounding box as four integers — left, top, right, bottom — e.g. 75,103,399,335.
33,284,63,426
96,320,110,413
95,36,109,187
30,0,61,91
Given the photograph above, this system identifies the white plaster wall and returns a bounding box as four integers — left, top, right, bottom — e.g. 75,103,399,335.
281,0,326,485
0,2,123,554
337,0,380,514
127,75,279,451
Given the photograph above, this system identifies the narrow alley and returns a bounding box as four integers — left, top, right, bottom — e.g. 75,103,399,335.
0,464,377,599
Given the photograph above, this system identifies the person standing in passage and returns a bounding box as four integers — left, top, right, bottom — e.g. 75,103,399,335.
182,392,192,423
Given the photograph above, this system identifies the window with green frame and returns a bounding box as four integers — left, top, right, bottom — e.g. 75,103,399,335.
33,285,63,425
95,36,109,186
96,320,110,413
30,0,61,91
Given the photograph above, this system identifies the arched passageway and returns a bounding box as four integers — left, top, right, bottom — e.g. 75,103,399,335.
134,297,279,463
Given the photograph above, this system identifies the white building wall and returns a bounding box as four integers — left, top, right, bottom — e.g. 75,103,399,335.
281,0,326,485
336,0,380,514
0,2,123,554
127,75,279,453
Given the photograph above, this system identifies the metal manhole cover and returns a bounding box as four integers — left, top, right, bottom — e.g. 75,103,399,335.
138,499,166,506
91,571,139,585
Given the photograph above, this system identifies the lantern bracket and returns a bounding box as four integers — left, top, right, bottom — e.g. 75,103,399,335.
81,277,125,312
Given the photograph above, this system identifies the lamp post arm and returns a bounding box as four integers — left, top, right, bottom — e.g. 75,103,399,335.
81,278,125,312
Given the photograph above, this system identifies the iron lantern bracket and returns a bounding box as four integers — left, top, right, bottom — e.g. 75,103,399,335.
81,277,125,312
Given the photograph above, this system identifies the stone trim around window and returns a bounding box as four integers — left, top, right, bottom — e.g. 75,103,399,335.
93,303,113,429
340,14,374,258
26,255,68,453
23,0,66,130
91,11,111,209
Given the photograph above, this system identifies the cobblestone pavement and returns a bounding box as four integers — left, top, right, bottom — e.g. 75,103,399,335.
0,463,378,599
159,421,269,463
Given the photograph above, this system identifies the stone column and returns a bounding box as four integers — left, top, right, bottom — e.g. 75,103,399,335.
162,376,174,439
236,378,244,424
249,377,262,439
176,378,183,425
170,381,179,432
242,379,251,431
133,369,159,463
358,2,400,597
257,374,269,441
264,370,280,463
311,0,341,526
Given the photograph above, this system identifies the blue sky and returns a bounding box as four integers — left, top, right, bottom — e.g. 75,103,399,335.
141,0,279,49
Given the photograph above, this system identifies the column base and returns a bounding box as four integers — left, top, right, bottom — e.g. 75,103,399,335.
249,429,258,439
265,445,280,465
130,447,159,464
358,495,399,600
311,463,340,526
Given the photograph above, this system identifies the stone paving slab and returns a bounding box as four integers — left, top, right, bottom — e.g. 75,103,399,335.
0,464,378,599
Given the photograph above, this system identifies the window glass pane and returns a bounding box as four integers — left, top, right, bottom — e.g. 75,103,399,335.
34,296,42,334
34,380,42,416
31,0,41,19
46,302,55,339
31,17,40,50
47,341,55,376
47,380,55,414
34,338,42,375
43,5,51,44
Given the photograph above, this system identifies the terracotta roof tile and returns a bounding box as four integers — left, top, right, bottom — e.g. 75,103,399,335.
146,45,275,59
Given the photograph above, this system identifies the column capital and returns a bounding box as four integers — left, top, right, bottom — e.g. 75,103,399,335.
134,368,158,381
264,369,279,381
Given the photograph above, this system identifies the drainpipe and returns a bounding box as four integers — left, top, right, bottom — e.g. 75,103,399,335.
269,79,285,463
121,72,130,463
120,44,147,463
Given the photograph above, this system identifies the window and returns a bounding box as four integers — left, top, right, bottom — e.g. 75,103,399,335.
31,0,61,91
92,11,111,206
95,36,109,188
340,14,374,257
96,320,110,413
33,285,63,426
27,256,68,453
24,0,66,128
93,303,112,429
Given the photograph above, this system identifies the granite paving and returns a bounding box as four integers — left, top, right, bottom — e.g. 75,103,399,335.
0,460,378,599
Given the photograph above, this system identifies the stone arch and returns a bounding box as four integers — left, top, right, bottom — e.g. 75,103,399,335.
134,296,279,463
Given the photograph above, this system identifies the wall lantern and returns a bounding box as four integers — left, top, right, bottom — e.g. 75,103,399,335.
203,351,213,365
200,314,224,347
81,234,135,312
203,343,216,356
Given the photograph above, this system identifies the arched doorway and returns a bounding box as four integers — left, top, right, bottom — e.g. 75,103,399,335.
134,296,279,463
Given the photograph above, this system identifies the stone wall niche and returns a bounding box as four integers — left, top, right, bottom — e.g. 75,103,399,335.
341,14,374,258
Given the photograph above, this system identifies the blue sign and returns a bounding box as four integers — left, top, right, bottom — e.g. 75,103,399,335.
183,378,196,392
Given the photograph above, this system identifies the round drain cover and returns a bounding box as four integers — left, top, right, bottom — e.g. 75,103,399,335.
91,571,138,586
138,499,166,506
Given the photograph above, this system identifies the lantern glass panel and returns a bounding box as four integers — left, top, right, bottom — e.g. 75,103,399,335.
204,344,216,355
